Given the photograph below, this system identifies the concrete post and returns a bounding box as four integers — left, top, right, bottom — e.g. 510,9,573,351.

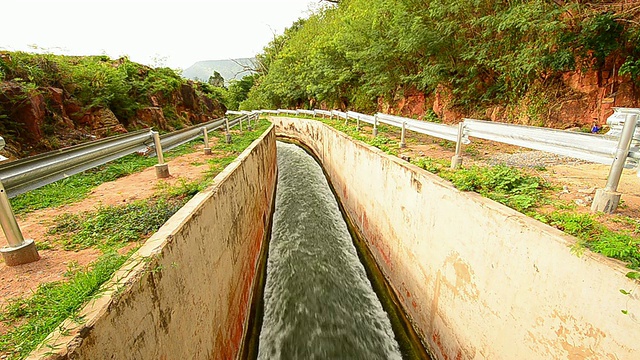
591,111,639,213
225,118,232,144
203,127,212,155
373,114,379,137
451,122,465,169
0,181,39,266
152,131,170,179
400,122,406,148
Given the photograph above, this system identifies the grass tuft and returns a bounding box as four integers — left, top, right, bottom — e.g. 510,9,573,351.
0,252,129,359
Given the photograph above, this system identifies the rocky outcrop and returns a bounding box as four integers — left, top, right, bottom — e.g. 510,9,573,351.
84,108,128,136
134,107,169,131
0,79,225,157
0,81,46,141
385,66,638,128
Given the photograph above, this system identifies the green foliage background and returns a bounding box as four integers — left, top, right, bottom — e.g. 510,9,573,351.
243,0,640,114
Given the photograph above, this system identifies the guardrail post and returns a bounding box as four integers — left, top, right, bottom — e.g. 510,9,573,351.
248,115,254,131
399,122,407,148
591,111,639,213
356,116,360,131
373,114,379,137
344,114,348,126
239,116,244,132
451,122,465,169
225,118,232,144
0,181,40,266
202,127,212,155
152,131,170,179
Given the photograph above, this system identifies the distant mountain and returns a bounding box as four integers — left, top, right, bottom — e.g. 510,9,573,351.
182,58,256,84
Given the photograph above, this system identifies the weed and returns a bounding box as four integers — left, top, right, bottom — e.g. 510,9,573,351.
0,252,128,359
48,198,187,251
541,211,640,271
547,212,600,240
440,165,549,212
437,139,456,150
464,145,480,157
423,109,441,123
411,157,448,174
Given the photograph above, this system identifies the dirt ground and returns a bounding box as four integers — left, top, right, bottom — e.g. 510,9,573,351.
0,144,215,310
1,122,639,323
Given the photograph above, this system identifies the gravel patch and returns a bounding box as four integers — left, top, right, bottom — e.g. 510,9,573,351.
484,150,591,168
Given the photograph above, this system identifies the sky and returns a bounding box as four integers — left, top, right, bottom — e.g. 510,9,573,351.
1,0,320,70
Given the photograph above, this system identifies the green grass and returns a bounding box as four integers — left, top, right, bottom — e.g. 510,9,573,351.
441,165,550,213
533,211,640,273
48,198,188,251
0,252,129,359
411,159,551,213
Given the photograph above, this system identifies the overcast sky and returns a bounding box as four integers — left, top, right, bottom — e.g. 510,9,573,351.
2,0,319,69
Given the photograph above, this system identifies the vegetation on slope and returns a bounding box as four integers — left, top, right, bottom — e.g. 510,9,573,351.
242,0,640,121
0,52,226,156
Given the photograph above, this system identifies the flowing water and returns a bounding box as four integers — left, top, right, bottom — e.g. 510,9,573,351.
257,142,403,360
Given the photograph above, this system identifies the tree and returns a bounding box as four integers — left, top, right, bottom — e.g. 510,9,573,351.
207,71,225,88
228,74,256,110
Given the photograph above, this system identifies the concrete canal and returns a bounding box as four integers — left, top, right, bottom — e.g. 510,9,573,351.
253,142,427,359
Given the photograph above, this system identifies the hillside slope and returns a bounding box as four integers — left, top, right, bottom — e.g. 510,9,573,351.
244,0,640,129
0,52,226,158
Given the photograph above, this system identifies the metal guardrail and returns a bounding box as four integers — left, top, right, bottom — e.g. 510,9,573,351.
463,119,626,166
261,107,640,213
0,117,230,198
262,108,633,165
377,113,465,144
297,109,315,116
347,111,375,124
277,109,298,115
314,109,331,117
331,110,347,119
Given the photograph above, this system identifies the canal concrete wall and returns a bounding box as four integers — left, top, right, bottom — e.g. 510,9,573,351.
29,126,277,360
273,117,640,360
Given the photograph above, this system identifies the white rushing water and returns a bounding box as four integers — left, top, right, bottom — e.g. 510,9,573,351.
257,142,402,360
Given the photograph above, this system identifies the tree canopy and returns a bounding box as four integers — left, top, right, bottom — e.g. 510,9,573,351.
242,0,640,116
